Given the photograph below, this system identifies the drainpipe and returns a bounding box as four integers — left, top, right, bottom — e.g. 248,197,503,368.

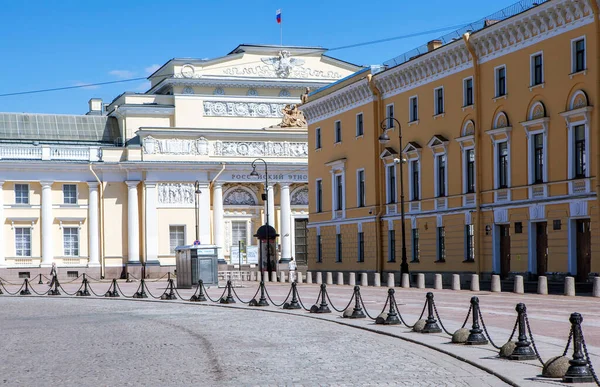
89,164,105,278
367,74,384,274
463,32,482,275
210,163,227,187
589,1,600,233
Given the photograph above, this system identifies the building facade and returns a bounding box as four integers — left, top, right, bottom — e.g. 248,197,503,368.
0,45,360,278
302,0,600,282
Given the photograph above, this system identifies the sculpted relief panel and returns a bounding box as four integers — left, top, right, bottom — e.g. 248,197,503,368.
213,141,308,158
158,183,195,206
203,101,285,118
143,136,209,155
290,187,309,205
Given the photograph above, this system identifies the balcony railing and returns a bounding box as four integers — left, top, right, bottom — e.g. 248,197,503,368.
0,145,100,162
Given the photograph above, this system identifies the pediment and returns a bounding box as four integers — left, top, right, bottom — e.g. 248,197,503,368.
403,141,422,154
427,135,449,149
379,147,399,160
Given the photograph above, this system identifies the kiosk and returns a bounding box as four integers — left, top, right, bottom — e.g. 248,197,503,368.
175,244,219,288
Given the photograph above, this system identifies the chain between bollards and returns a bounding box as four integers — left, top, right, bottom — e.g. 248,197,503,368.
132,279,149,299
189,280,206,302
507,303,536,360
76,274,91,297
349,286,366,319
283,282,301,310
563,312,594,383
310,284,331,314
421,292,442,333
219,280,236,304
160,278,177,300
48,275,61,296
104,278,119,297
465,296,487,345
20,278,31,296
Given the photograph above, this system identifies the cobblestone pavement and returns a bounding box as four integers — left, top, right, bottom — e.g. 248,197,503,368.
0,297,509,386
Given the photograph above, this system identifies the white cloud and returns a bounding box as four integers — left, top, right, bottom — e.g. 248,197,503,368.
72,82,100,90
145,64,161,75
109,69,136,79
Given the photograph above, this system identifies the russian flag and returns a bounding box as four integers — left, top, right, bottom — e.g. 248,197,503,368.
276,9,281,24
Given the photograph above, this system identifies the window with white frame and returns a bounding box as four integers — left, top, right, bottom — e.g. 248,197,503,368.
15,227,31,257
465,224,474,261
497,141,509,188
15,184,29,204
436,154,447,197
334,121,342,143
316,179,323,212
356,113,364,136
531,53,543,86
533,133,544,183
357,169,365,207
465,148,475,193
169,225,185,253
411,228,420,262
410,159,420,200
574,124,586,178
572,37,586,73
315,127,321,149
334,174,343,210
63,227,79,256
386,164,396,203
316,234,322,263
231,221,247,248
388,230,396,262
409,96,418,122
495,66,506,97
436,226,446,262
386,104,395,128
463,78,473,106
63,184,77,204
434,87,444,115
335,233,342,262
357,232,364,262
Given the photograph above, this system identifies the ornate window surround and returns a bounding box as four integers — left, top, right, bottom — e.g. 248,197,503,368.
487,112,512,202
403,142,422,207
380,148,399,214
456,120,476,199
326,158,346,219
521,101,549,198
427,135,449,209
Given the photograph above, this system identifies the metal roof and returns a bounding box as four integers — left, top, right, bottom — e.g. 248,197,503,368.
0,113,120,143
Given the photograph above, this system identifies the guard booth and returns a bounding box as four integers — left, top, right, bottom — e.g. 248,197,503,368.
175,245,219,288
254,225,279,275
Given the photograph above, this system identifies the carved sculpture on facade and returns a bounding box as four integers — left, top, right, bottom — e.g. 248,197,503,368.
223,188,257,205
213,141,308,157
290,187,309,205
143,136,209,155
203,101,285,118
261,50,305,78
158,183,195,205
279,104,307,128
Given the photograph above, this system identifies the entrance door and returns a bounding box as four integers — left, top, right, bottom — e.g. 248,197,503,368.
536,222,548,276
576,219,591,281
294,219,308,265
499,225,511,279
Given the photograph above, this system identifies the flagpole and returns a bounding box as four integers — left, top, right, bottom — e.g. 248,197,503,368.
280,11,283,46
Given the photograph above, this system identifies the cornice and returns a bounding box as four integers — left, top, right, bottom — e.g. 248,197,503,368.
148,77,331,94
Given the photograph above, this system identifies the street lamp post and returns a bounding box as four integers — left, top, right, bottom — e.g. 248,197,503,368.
379,117,409,276
250,158,270,276
194,180,202,243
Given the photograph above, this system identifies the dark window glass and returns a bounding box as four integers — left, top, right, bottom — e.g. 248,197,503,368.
534,133,544,183
336,175,343,210
387,105,394,128
356,114,363,136
575,39,585,73
436,88,444,114
575,125,586,178
465,78,473,106
437,155,446,197
497,67,506,96
411,228,420,262
388,230,396,262
336,234,342,262
411,160,420,200
358,232,364,262
533,55,543,85
410,97,418,121
358,170,365,207
316,128,321,149
335,121,342,143
388,165,396,203
316,180,322,212
465,225,475,261
498,142,509,188
316,235,322,263
437,226,446,262
466,149,475,193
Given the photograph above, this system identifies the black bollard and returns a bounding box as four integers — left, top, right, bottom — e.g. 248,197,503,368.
508,303,536,360
190,280,206,302
384,288,401,325
133,279,148,299
350,286,366,319
161,279,177,300
465,296,488,345
38,273,43,285
20,278,31,296
76,275,91,297
220,280,236,304
283,282,301,310
421,292,442,333
563,313,594,383
104,278,120,297
48,275,61,296
250,281,269,307
310,284,331,313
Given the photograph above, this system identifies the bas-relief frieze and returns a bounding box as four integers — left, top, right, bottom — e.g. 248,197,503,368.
203,101,286,118
213,141,308,158
223,188,257,206
290,187,309,205
143,136,209,155
158,183,195,206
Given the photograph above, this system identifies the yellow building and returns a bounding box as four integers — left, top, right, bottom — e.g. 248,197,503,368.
301,0,599,284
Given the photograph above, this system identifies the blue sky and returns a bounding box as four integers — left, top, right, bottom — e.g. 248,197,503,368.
0,0,519,115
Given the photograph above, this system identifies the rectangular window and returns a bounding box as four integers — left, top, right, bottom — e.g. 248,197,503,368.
63,227,79,256
437,155,446,197
435,87,444,115
335,174,343,210
63,184,77,204
334,121,342,143
575,125,586,178
532,54,543,85
386,104,395,128
357,170,365,207
464,78,473,106
316,179,323,212
574,38,586,73
315,127,321,149
437,226,446,262
388,230,396,262
411,160,420,200
231,221,247,248
15,227,31,257
169,225,185,254
357,232,364,262
356,113,364,136
465,224,475,261
533,133,544,183
409,96,418,121
466,149,475,193
335,233,342,262
496,66,506,97
387,164,396,203
411,228,420,262
316,235,322,263
15,184,29,204
498,142,509,188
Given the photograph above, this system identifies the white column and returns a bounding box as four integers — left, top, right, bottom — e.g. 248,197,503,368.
41,181,54,267
212,183,224,259
280,183,291,262
197,182,211,244
126,181,140,263
87,182,100,267
0,181,5,267
267,183,275,227
144,182,159,263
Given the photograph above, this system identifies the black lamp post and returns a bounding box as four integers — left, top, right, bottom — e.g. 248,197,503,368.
250,158,270,276
379,117,409,276
194,180,201,243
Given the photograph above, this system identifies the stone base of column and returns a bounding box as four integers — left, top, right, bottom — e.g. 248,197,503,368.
87,262,101,268
278,257,292,264
40,263,54,268
126,262,143,281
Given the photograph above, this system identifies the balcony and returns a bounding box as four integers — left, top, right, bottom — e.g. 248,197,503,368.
569,179,590,195
0,145,101,162
529,184,547,200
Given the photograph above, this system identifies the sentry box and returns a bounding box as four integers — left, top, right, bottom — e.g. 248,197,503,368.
175,245,219,288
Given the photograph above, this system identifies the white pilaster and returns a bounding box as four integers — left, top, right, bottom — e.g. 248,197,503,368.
197,182,211,244
144,182,159,263
126,181,140,263
267,184,275,228
41,181,54,267
212,183,224,259
0,181,4,267
87,182,100,267
280,183,291,262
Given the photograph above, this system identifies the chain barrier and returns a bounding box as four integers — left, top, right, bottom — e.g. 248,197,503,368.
477,308,503,349
264,284,292,307
524,313,546,366
201,281,227,303
325,290,354,313
0,281,26,296
85,282,105,297
189,281,206,302
0,277,24,286
114,282,135,299
143,272,172,283
28,282,50,296
144,281,167,300
294,288,313,311
581,329,600,386
58,281,85,296
432,298,467,336
232,285,260,305
359,290,388,320
391,294,426,328
60,274,84,284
